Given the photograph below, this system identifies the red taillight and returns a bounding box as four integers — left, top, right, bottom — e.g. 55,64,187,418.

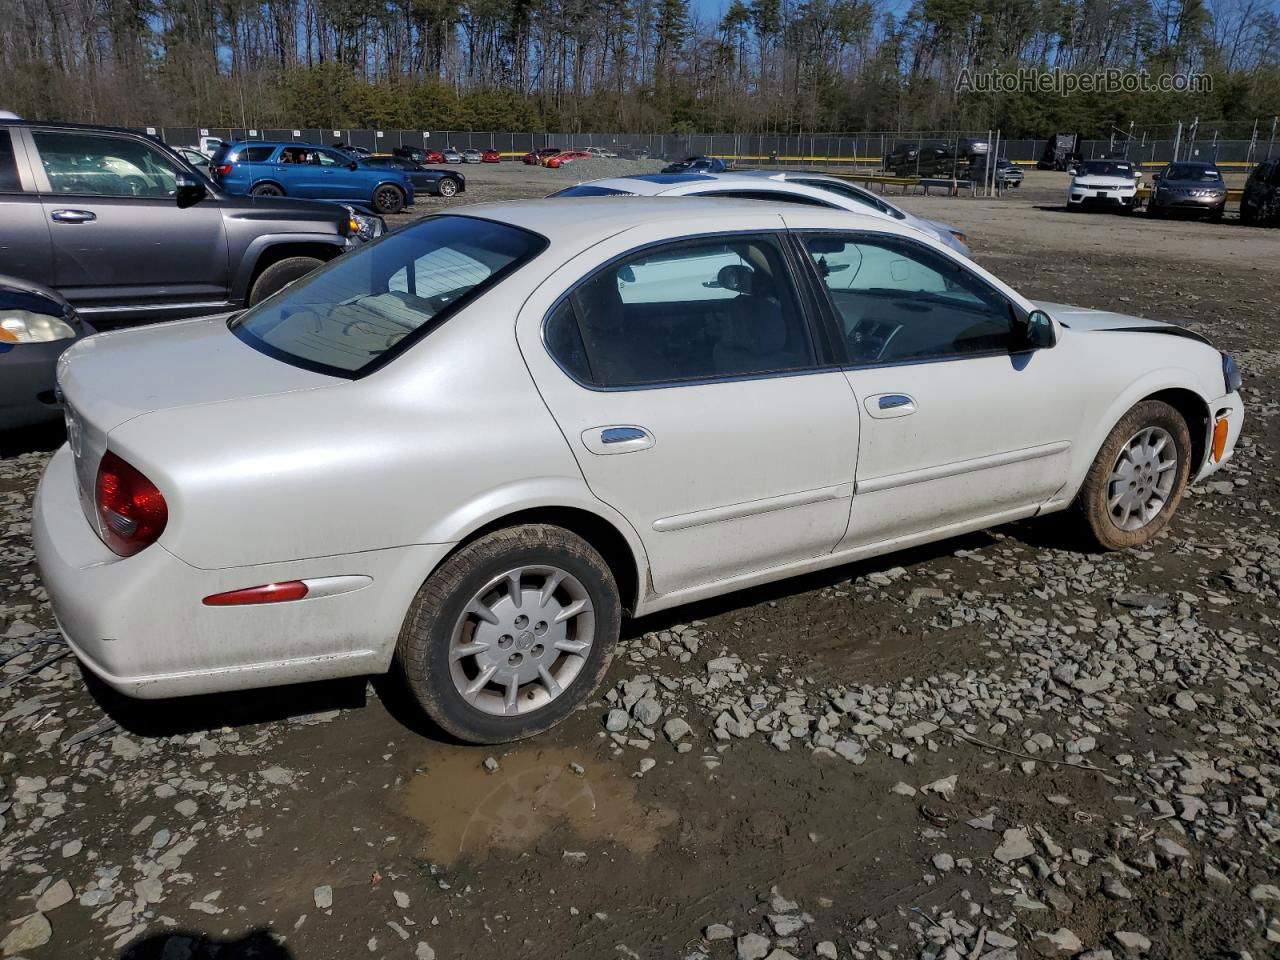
215,163,232,176
203,581,309,606
95,451,168,557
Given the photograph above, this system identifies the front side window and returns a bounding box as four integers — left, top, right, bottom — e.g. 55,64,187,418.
802,234,1014,365
546,234,815,388
231,215,546,377
314,149,347,167
33,131,181,198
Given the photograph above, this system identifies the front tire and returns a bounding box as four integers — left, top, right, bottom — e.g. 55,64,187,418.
1073,400,1192,550
396,524,621,743
248,256,323,306
373,184,405,215
436,177,459,198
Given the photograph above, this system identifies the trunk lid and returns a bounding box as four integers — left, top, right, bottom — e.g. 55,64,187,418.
58,315,336,531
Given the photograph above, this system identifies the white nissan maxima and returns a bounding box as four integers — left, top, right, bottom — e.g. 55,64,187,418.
35,199,1244,743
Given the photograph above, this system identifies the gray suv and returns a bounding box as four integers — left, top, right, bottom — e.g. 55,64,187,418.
0,120,382,326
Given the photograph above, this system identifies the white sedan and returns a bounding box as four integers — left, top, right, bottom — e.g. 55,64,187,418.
551,172,973,257
34,199,1244,743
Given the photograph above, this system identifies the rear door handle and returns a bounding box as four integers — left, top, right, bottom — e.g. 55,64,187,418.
50,209,96,223
865,393,916,419
581,425,655,455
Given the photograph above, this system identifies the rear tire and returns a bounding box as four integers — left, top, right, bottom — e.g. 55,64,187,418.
373,185,405,214
248,256,323,306
251,183,284,197
396,524,621,744
1072,400,1192,551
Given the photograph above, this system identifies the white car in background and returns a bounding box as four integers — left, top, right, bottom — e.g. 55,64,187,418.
35,199,1243,744
1068,159,1140,213
552,172,973,257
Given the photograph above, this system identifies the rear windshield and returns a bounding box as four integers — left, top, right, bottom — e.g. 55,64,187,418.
1166,164,1222,182
551,185,634,197
1079,160,1134,177
230,216,547,378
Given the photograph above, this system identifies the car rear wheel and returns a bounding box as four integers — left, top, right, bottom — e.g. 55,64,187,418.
373,185,405,215
437,177,459,198
248,256,323,306
251,183,284,197
396,524,621,744
1073,400,1192,550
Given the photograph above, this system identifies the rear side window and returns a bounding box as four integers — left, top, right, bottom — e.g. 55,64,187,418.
551,185,633,197
0,131,21,192
546,234,815,388
231,215,547,378
236,146,275,163
692,189,836,208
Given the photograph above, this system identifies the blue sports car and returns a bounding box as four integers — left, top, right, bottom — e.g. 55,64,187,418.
211,142,415,214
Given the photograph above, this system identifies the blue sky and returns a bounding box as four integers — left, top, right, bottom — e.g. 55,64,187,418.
689,0,912,26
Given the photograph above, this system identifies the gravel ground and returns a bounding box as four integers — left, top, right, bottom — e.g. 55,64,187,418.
2,166,1279,960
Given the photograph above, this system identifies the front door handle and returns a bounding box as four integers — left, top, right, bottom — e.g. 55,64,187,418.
865,393,917,419
50,209,96,223
581,425,655,455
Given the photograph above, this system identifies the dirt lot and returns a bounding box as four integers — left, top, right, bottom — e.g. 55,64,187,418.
2,163,1279,960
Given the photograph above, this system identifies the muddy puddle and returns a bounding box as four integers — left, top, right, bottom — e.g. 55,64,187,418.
400,745,677,864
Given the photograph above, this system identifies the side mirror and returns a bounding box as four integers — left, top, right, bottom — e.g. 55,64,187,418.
1014,309,1057,351
175,174,206,209
349,161,359,171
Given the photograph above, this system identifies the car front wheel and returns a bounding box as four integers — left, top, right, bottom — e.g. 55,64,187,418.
396,524,621,743
373,185,405,215
1073,399,1192,550
437,177,459,198
248,256,323,306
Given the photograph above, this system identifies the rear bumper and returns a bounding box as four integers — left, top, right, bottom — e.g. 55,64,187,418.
34,446,451,699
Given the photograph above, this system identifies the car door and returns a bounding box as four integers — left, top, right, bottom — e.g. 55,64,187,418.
28,128,230,315
517,222,859,598
310,148,363,199
792,229,1078,548
0,128,53,286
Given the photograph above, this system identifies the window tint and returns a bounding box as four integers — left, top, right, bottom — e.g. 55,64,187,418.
803,235,1013,365
237,145,275,163
33,131,181,198
550,235,815,388
0,131,21,192
231,215,546,377
545,299,592,382
693,189,835,207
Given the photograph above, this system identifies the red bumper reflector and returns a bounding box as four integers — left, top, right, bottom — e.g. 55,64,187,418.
203,581,309,606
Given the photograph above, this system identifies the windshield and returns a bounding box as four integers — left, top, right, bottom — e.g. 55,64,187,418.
1079,161,1134,178
230,216,547,378
1166,164,1222,182
551,185,634,197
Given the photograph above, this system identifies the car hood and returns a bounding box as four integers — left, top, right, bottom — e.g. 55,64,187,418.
58,314,335,435
1034,302,1210,344
216,192,349,223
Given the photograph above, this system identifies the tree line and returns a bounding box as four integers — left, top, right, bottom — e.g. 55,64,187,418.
2,0,1278,138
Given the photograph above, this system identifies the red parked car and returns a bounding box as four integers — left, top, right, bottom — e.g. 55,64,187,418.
544,150,592,169
423,149,446,164
523,147,562,166
481,149,501,163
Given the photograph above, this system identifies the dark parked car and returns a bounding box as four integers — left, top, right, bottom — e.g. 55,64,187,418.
523,147,562,165
661,156,727,174
0,120,383,324
0,273,94,431
1241,159,1280,226
362,156,465,197
211,141,414,214
1149,162,1227,220
955,137,989,161
965,155,1023,187
392,145,430,164
884,140,953,176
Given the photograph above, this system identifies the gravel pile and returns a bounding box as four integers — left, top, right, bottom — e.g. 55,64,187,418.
543,157,666,180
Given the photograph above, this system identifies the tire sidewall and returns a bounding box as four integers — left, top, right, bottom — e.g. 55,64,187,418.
1082,400,1192,549
399,527,621,744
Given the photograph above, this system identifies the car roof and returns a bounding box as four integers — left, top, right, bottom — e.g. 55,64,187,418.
451,197,897,244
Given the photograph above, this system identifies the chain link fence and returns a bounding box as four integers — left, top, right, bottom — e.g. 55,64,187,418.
146,123,1280,168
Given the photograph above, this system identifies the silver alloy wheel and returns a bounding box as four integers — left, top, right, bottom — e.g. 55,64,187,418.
449,565,595,717
1107,426,1178,531
438,179,457,197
